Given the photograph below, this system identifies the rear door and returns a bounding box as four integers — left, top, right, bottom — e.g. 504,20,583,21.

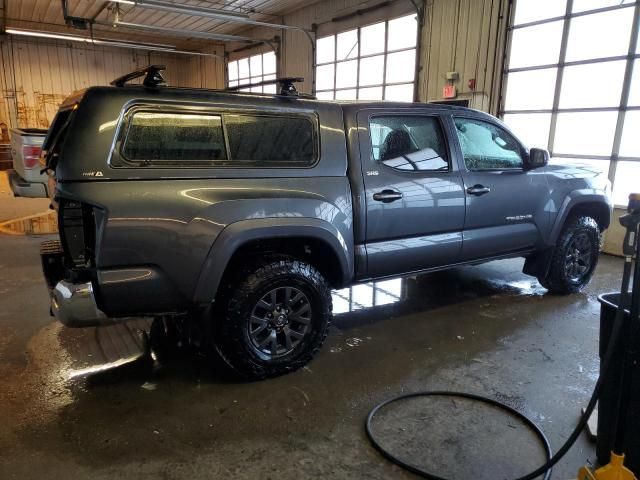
450,115,550,260
357,109,466,278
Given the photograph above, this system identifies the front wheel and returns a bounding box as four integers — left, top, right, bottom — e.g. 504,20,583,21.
538,215,601,294
213,257,332,380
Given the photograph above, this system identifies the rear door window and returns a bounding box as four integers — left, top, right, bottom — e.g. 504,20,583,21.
122,111,226,164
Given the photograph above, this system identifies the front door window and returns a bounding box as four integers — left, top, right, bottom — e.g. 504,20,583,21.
454,118,524,170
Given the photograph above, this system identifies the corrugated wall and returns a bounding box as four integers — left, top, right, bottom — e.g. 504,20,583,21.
229,0,508,113
421,0,507,112
0,37,225,130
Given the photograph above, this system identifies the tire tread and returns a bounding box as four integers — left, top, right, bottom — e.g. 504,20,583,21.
214,256,332,380
539,215,600,294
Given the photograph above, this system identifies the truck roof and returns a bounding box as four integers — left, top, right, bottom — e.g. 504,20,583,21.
63,84,477,114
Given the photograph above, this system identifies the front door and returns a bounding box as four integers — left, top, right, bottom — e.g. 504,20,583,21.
451,116,550,260
358,111,466,278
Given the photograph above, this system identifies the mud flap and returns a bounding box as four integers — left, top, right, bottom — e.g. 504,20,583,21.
523,248,554,280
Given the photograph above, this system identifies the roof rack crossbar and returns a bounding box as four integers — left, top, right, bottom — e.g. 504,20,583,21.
110,64,167,88
226,77,305,96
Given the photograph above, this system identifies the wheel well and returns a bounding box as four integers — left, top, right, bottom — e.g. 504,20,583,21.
221,237,345,289
567,202,610,231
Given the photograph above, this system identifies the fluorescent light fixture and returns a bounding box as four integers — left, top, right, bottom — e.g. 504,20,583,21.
5,28,221,57
6,27,173,48
6,28,95,43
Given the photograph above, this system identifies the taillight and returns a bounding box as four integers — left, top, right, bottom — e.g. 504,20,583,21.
23,145,42,169
59,200,96,268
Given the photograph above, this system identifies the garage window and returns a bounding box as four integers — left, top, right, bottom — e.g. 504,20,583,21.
501,0,640,206
228,52,277,93
315,13,418,101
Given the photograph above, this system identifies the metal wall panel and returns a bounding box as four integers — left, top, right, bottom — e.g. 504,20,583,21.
0,37,225,129
421,0,507,111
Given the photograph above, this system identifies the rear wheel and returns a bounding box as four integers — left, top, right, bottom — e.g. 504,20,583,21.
213,257,332,380
538,215,600,294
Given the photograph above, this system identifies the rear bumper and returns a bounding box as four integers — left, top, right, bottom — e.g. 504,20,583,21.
51,280,112,327
8,169,47,198
41,237,185,324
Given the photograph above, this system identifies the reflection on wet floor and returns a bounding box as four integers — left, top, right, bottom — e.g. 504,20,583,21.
332,279,404,314
331,266,546,320
57,264,553,382
63,319,151,380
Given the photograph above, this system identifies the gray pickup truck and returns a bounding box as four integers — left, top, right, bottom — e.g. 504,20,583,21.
40,70,612,379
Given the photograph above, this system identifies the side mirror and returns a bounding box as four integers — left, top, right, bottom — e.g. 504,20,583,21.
526,148,549,170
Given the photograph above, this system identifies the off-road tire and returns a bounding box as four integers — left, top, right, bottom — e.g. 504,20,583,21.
538,215,601,294
214,257,332,380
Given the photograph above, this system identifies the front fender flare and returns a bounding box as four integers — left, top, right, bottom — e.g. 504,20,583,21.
547,190,612,245
192,217,353,304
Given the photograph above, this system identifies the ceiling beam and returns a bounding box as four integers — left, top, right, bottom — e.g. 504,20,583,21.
99,20,263,44
108,0,313,32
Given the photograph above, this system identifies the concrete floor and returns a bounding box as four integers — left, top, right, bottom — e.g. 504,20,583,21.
0,229,624,480
0,172,50,222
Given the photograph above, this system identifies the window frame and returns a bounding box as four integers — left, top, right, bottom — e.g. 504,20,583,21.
368,113,452,173
453,115,527,172
111,103,320,169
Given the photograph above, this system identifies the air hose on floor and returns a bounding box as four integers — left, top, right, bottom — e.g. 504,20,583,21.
365,224,637,480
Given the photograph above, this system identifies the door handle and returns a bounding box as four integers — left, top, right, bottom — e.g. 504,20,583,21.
373,189,403,203
466,184,491,196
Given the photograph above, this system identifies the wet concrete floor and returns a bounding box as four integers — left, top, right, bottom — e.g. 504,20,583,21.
0,233,624,479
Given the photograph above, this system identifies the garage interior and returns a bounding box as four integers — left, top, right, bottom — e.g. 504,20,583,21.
1,1,639,479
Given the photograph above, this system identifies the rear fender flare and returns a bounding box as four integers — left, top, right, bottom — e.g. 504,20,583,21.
193,218,353,303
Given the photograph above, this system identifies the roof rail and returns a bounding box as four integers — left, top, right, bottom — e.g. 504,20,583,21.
110,65,167,88
226,77,310,97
